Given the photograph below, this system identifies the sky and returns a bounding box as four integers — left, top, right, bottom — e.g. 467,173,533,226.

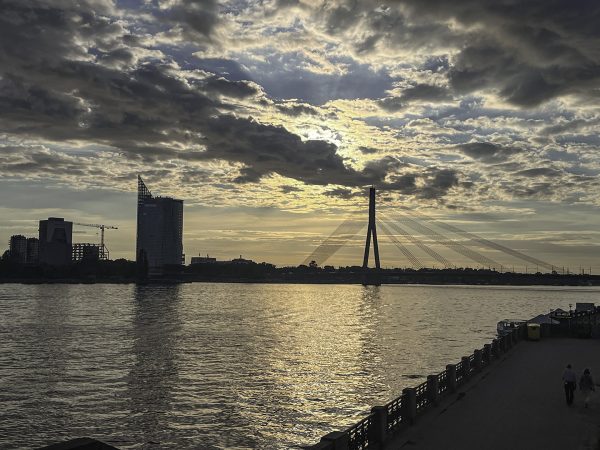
1,0,600,270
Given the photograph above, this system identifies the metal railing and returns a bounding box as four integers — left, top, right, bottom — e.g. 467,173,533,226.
437,370,448,395
308,307,600,450
385,396,403,432
347,415,372,450
414,382,429,412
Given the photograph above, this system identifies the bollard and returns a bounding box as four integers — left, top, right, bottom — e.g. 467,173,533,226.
483,344,492,364
461,356,471,381
369,406,388,446
402,388,417,424
473,349,482,372
446,364,457,393
321,431,349,450
427,375,439,405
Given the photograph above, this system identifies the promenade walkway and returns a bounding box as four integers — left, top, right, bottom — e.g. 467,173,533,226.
384,339,600,450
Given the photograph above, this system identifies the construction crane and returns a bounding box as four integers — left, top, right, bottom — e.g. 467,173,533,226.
74,223,118,260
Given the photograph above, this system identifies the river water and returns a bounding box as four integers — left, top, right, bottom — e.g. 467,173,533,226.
0,283,598,449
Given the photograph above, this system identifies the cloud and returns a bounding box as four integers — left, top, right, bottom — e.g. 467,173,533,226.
378,84,452,111
457,142,522,163
515,168,562,178
275,102,320,116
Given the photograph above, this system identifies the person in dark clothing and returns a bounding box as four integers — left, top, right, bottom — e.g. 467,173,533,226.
562,364,577,405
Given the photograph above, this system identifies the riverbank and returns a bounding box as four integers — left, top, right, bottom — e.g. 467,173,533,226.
2,271,600,285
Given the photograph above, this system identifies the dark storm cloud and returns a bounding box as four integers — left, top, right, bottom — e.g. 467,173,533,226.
457,142,521,163
378,84,453,111
158,0,221,41
324,187,360,199
202,76,259,99
275,103,320,117
1,0,451,196
324,0,600,107
191,116,399,187
408,0,600,106
417,168,460,200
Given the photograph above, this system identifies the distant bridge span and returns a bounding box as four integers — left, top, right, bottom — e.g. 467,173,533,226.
303,187,557,272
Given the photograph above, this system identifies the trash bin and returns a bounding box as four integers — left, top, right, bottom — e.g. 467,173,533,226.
527,323,541,340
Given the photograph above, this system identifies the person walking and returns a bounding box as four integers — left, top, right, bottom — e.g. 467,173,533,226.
562,364,577,405
579,368,595,408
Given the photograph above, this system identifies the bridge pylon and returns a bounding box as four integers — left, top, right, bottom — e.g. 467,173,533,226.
362,186,381,270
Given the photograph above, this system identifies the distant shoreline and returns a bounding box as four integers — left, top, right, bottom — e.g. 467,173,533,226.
2,272,600,286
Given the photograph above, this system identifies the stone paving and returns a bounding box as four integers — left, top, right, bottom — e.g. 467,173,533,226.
384,339,600,450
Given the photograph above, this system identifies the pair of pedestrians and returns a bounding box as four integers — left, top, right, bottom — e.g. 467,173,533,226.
562,364,595,407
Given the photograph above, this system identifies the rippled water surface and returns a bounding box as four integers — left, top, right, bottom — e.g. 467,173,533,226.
1,283,599,449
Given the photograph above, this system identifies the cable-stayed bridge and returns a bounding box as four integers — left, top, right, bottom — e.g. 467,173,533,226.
303,187,560,274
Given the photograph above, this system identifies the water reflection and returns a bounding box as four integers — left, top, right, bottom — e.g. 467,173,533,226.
127,285,182,448
0,283,595,449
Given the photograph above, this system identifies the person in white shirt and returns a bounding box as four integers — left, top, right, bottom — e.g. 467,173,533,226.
579,368,595,408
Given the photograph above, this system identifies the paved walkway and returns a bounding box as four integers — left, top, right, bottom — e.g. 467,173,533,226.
385,339,600,450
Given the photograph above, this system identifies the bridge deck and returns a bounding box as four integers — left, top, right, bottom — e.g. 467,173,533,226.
384,338,600,450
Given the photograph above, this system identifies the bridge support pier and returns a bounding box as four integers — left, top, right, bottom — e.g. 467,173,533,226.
362,186,380,270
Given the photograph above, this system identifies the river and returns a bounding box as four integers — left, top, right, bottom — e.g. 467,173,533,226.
0,283,598,449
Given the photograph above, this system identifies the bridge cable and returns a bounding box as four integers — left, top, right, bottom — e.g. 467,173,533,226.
379,214,453,269
378,220,424,269
302,217,364,266
407,210,556,272
386,212,500,268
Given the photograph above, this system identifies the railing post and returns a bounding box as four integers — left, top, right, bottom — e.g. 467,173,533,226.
427,375,439,405
461,356,471,380
402,388,417,424
483,344,492,364
370,406,387,446
446,364,457,393
473,349,482,372
321,431,349,450
493,338,501,355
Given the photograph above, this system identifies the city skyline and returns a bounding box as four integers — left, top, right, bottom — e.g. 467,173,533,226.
1,0,600,269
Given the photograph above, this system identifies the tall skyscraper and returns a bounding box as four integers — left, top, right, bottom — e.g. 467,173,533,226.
9,235,27,264
136,176,184,274
39,217,73,266
26,238,39,264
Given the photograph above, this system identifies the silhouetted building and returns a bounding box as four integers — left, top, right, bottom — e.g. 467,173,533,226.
9,235,27,264
72,243,101,262
39,217,73,266
26,237,39,264
136,176,184,275
191,254,217,265
231,255,253,264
